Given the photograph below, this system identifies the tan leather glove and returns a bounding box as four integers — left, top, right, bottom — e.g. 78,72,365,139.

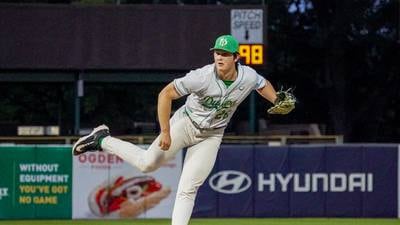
267,88,296,115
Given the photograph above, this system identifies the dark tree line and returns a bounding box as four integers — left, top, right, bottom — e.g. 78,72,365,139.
266,0,399,142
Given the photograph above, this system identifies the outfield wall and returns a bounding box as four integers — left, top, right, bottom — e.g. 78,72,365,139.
0,144,398,219
0,145,182,219
193,144,398,218
0,145,72,219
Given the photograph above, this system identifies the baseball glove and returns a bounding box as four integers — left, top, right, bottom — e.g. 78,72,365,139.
267,88,296,115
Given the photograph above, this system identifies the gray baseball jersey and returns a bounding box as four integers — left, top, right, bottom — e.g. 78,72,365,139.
173,63,266,129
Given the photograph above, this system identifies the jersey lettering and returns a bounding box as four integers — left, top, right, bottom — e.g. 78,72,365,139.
201,96,236,120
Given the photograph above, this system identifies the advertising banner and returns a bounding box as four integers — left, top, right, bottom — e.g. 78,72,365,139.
0,145,72,219
1,144,397,219
360,145,397,217
215,145,254,217
254,146,290,217
192,144,398,218
72,145,182,219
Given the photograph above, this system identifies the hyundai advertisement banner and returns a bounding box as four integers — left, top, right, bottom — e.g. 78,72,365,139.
72,146,182,219
193,144,398,218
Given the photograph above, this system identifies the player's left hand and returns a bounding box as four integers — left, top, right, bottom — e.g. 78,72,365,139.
267,88,296,115
159,131,171,151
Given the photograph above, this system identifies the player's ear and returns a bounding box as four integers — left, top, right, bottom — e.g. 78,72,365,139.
234,53,240,62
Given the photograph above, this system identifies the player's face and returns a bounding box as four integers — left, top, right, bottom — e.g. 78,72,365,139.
213,50,238,74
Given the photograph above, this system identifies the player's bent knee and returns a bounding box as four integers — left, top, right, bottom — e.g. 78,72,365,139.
176,190,196,201
139,164,159,173
176,185,199,201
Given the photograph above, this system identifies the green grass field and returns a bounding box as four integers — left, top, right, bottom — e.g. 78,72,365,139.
0,219,399,225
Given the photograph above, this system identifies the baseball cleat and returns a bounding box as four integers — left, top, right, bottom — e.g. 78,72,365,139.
72,124,110,155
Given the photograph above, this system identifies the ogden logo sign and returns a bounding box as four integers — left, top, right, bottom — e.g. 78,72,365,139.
209,171,373,194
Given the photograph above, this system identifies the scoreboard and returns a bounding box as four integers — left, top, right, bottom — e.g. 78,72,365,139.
238,44,264,65
231,8,266,66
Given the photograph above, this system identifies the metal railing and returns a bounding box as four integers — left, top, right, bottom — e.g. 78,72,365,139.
0,135,343,145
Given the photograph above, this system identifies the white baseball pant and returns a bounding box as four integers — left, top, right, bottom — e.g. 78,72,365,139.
101,109,224,225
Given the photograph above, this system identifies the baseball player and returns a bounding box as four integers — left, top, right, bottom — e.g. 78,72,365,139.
73,34,294,225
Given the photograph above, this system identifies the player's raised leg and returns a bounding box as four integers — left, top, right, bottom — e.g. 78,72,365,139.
171,134,222,225
75,116,189,173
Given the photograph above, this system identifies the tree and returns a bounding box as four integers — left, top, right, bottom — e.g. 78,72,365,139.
267,0,399,141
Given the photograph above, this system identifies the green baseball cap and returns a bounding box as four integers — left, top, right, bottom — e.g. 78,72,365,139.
210,35,239,54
